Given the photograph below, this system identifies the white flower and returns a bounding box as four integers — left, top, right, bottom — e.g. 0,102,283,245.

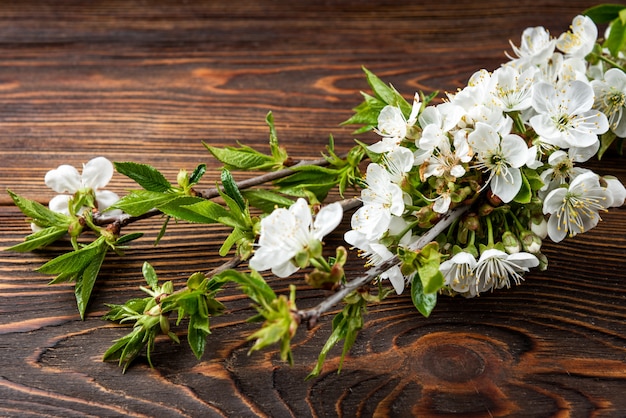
440,252,478,296
468,122,530,203
556,15,597,59
507,26,556,68
369,94,421,153
475,249,539,292
422,131,472,180
344,230,405,294
530,80,609,149
248,198,343,278
604,176,626,208
591,68,626,137
542,171,612,242
489,65,536,112
538,149,590,198
383,146,414,185
350,163,405,240
44,156,120,216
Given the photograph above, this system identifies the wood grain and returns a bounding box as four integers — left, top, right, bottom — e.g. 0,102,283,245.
2,1,626,416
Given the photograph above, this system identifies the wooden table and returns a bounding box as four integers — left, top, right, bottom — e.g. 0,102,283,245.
2,1,625,416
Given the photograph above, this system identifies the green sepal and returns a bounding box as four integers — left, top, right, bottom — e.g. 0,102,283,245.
114,161,172,192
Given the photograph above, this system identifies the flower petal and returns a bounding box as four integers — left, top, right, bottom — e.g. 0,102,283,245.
313,201,343,240
45,165,81,194
48,194,71,215
82,157,114,190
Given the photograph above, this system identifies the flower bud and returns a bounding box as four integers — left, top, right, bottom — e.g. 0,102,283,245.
502,231,521,254
177,169,189,189
520,230,542,253
159,314,170,335
530,216,548,239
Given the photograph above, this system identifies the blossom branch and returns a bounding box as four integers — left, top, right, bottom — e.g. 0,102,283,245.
297,204,470,328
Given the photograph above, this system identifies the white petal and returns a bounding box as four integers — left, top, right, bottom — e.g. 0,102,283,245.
547,212,568,242
313,202,343,240
492,167,522,203
45,165,81,194
605,176,626,208
81,157,114,190
95,190,120,211
272,261,300,278
381,265,405,294
48,194,71,215
507,252,539,269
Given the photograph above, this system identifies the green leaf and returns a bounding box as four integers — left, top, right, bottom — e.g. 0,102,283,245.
217,270,276,308
266,111,288,163
583,4,626,23
362,67,411,115
241,189,294,213
6,226,68,252
598,131,618,160
157,196,210,223
188,314,209,359
38,237,106,281
115,232,144,245
221,169,246,211
114,162,172,192
204,142,276,171
513,172,532,204
7,190,70,227
605,15,626,57
75,245,107,319
109,190,178,216
189,164,207,185
142,262,159,291
522,167,544,191
219,227,246,257
411,275,437,317
307,297,365,379
182,200,231,224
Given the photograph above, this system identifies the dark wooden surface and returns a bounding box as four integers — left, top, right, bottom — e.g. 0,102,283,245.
2,1,626,416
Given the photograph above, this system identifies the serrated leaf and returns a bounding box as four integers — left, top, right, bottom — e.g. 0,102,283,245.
217,270,276,308
109,190,178,217
188,314,209,359
114,162,172,192
7,226,68,252
38,237,106,280
157,196,210,223
7,190,70,227
219,227,246,256
115,232,144,245
204,142,276,171
411,275,437,317
182,200,231,223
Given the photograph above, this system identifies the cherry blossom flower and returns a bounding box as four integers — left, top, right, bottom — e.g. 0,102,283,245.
475,249,539,292
489,65,537,112
248,198,343,278
350,163,405,240
556,15,597,59
440,251,478,296
506,26,556,68
591,68,626,137
468,121,530,203
44,156,120,216
369,94,421,153
530,80,609,149
542,171,612,242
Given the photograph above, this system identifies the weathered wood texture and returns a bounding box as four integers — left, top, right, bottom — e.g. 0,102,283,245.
1,1,626,416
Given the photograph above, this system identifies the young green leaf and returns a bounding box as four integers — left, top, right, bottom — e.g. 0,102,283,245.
189,163,207,185
181,199,231,223
7,190,70,227
74,246,107,319
411,275,437,317
109,190,178,217
221,169,246,211
114,162,172,192
6,226,68,252
583,3,626,23
204,142,276,171
241,189,294,213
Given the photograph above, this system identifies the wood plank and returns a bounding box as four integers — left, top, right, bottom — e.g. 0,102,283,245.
2,1,626,416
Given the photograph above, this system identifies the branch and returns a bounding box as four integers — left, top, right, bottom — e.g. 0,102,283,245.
93,155,337,227
296,205,470,328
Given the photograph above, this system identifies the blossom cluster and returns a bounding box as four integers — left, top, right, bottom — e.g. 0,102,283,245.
339,14,626,298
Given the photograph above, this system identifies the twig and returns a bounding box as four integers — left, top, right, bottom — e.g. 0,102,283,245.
296,205,470,328
93,155,336,227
